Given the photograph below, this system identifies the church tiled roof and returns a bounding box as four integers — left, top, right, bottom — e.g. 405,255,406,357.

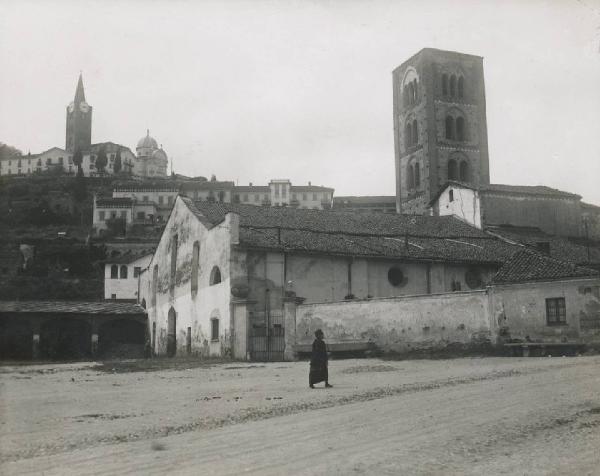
492,249,598,284
0,300,146,315
183,199,520,264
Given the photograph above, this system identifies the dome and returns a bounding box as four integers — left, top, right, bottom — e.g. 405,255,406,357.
152,148,168,161
137,129,158,150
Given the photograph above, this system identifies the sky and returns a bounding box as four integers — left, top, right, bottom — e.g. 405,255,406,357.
1,0,599,203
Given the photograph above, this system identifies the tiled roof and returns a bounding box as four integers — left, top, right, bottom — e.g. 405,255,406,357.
493,249,599,284
582,202,600,211
90,142,135,155
291,185,334,192
183,199,520,264
487,226,600,265
234,186,271,192
0,301,146,315
104,252,153,264
429,181,581,206
96,197,133,207
334,196,396,206
181,181,234,190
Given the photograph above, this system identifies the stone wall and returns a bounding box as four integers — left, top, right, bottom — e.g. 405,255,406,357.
296,290,491,353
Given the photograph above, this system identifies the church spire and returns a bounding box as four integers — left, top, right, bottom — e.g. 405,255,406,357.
74,73,86,103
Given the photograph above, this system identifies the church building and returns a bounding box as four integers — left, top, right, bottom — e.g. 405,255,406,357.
0,75,169,178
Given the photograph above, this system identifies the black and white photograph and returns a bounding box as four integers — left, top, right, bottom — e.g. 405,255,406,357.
1,0,600,474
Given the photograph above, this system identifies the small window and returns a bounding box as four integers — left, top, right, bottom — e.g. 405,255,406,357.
99,211,106,221
168,196,173,205
211,318,219,341
442,74,448,95
137,212,145,220
134,267,141,277
406,164,414,190
120,265,128,279
405,122,412,147
388,267,404,287
459,161,469,182
111,265,118,279
143,195,149,202
412,119,418,145
448,159,458,181
449,75,457,97
254,194,259,202
546,298,566,326
449,189,454,202
209,266,221,285
159,196,164,204
414,164,420,188
458,76,464,99
445,116,454,140
120,210,127,219
111,294,117,300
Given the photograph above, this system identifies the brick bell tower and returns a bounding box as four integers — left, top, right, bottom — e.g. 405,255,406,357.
393,48,490,214
65,74,92,153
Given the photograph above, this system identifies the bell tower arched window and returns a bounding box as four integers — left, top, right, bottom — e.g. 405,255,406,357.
458,76,464,99
448,159,458,181
405,122,413,148
449,75,457,97
456,117,465,141
414,163,421,188
459,161,469,182
412,119,418,145
445,116,454,140
442,74,449,96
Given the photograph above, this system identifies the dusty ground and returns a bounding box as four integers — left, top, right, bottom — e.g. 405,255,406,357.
1,355,600,475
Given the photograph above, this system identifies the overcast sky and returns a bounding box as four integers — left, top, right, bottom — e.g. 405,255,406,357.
1,0,599,202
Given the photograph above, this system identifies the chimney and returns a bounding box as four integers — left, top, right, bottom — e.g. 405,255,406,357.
308,181,312,186
249,182,252,186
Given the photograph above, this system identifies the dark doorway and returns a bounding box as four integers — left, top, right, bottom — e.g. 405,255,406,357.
40,318,92,360
0,317,33,359
167,307,177,357
98,319,146,359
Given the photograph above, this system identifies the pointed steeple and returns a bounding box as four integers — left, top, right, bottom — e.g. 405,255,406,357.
74,73,86,103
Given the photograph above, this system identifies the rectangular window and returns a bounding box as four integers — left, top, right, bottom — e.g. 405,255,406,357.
68,156,73,164
134,267,141,277
282,187,287,198
449,190,454,202
99,211,106,221
292,193,297,200
168,196,173,205
211,318,219,341
546,298,566,326
313,193,318,201
159,196,164,204
254,194,259,202
303,193,307,201
58,157,64,164
143,195,149,202
137,212,145,220
111,294,117,300
46,158,52,165
264,194,269,201
120,210,127,218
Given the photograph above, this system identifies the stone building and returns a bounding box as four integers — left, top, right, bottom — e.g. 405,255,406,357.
104,253,153,300
393,48,490,214
138,197,525,359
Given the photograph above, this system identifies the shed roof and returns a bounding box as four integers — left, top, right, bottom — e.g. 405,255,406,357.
0,301,146,315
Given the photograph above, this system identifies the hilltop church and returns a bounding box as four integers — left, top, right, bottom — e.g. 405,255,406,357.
0,75,168,178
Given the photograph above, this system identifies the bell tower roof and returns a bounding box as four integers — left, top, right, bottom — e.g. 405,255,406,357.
74,73,86,103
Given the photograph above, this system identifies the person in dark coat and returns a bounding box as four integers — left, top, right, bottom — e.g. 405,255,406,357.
309,329,332,388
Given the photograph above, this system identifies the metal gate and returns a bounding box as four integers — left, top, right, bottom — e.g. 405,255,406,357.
249,309,285,361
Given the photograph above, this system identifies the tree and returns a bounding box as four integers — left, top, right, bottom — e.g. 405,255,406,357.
113,148,122,174
95,146,108,174
0,142,22,161
72,148,83,176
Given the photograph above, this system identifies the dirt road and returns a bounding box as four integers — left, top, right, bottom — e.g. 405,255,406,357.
2,356,600,475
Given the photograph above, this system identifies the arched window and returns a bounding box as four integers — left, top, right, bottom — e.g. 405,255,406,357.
152,264,158,307
209,266,222,285
170,234,178,293
120,265,128,279
445,116,454,140
412,80,418,103
414,163,421,188
456,116,465,141
448,159,458,181
211,318,220,341
191,241,200,294
459,161,469,182
111,265,118,279
405,122,412,148
449,75,457,97
403,85,408,107
412,119,418,145
458,76,464,99
442,74,448,96
406,164,415,190
408,82,415,106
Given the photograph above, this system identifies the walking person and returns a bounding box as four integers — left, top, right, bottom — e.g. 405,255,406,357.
309,329,333,389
